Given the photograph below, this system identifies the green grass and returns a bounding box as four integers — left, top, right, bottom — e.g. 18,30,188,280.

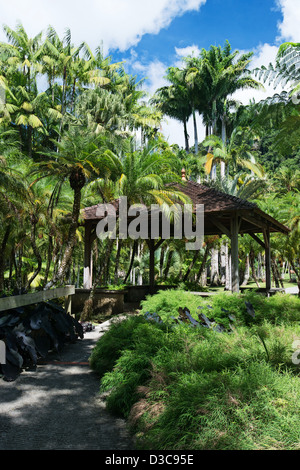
90,291,300,450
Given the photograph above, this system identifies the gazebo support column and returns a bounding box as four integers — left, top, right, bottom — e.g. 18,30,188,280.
231,215,240,293
263,228,271,292
83,222,93,289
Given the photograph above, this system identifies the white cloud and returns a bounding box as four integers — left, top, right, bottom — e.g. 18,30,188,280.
175,45,201,58
0,0,206,54
276,0,300,42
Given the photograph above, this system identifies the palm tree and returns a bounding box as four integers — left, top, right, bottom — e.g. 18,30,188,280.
199,41,263,136
151,72,191,152
31,126,121,287
203,127,265,179
1,23,44,90
151,67,192,152
75,86,128,136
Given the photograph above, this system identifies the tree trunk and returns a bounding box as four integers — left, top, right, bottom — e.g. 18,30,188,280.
8,249,14,291
15,245,23,293
0,225,11,292
183,250,200,283
164,249,173,281
103,239,113,285
210,248,220,286
192,107,198,154
124,241,137,284
45,186,81,288
225,247,231,291
221,117,226,178
242,255,250,286
183,118,189,152
220,243,226,285
196,244,210,283
272,256,284,288
42,235,53,288
159,246,165,278
26,214,42,290
114,238,122,283
290,260,300,297
250,249,260,287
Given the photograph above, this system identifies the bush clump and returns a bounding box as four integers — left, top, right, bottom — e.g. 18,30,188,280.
90,291,300,450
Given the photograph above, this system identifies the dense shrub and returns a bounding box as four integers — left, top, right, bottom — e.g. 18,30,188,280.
90,291,300,450
140,289,205,324
141,290,300,327
89,315,151,376
135,360,300,450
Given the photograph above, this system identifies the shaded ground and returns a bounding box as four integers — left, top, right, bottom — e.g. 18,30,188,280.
0,318,135,450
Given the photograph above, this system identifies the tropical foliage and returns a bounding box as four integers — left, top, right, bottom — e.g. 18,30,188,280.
0,24,299,299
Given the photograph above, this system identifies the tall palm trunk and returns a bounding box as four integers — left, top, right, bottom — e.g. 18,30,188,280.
26,214,42,289
0,225,11,292
42,235,53,288
250,249,260,288
210,247,220,286
242,255,250,286
46,185,81,288
183,250,200,283
159,246,165,278
164,249,174,281
124,240,137,284
196,243,210,284
114,238,122,283
192,107,198,154
183,119,189,152
221,116,226,178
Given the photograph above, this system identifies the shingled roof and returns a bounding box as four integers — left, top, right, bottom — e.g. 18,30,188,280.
82,179,290,236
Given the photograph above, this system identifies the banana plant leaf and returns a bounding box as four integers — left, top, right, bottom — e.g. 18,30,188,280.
0,297,85,382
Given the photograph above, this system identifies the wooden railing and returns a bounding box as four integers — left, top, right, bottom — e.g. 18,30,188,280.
0,285,75,314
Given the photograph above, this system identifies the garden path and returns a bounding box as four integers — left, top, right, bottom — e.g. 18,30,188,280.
0,319,135,450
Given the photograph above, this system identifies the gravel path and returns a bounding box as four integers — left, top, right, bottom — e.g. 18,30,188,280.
0,319,135,450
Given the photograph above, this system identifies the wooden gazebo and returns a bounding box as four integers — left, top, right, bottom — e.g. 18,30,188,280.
82,170,290,294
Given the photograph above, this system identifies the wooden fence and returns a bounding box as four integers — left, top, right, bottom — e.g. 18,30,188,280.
0,285,75,314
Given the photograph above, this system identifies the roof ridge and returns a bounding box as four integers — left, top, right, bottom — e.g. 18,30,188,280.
180,179,257,208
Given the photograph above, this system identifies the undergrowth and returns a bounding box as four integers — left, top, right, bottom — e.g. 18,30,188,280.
89,291,300,450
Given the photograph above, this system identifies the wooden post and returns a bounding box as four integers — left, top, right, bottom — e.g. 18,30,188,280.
263,228,271,293
83,222,93,289
231,215,240,293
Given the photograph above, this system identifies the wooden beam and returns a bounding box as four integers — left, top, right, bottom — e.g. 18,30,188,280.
0,286,75,312
248,232,266,249
231,215,240,293
239,214,268,231
207,216,231,238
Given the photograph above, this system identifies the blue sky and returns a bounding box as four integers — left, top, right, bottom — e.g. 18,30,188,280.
114,0,283,81
1,0,299,146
